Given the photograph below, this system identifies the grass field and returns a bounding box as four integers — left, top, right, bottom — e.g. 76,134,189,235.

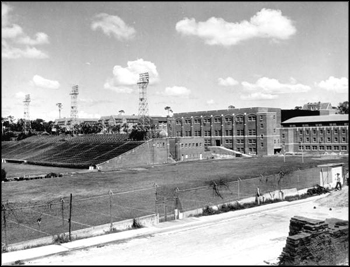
1,155,348,245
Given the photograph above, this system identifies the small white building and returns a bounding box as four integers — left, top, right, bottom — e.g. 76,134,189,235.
318,163,344,189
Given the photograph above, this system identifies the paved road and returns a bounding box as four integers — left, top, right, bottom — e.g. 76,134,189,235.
23,196,348,265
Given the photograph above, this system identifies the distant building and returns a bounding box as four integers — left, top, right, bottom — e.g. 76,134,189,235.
302,102,337,115
280,114,349,154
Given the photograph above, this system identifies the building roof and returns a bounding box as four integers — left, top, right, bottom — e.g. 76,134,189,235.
282,114,348,124
174,107,281,117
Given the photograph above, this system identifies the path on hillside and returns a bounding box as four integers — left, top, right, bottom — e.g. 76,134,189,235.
24,188,348,265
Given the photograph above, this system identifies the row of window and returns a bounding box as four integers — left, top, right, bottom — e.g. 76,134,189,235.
178,130,259,137
299,145,348,151
297,136,347,143
176,115,271,125
179,142,202,148
296,128,347,135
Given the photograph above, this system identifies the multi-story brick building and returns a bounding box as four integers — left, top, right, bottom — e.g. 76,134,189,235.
171,107,282,156
280,114,349,154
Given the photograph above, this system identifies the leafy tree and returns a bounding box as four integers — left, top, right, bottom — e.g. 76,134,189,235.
337,101,349,114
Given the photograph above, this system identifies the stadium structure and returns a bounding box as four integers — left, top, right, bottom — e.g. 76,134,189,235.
1,78,349,171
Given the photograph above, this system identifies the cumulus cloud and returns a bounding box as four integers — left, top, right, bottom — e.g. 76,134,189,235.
240,92,278,100
104,59,159,93
176,8,296,46
15,91,26,99
218,77,239,86
316,76,348,93
2,40,48,59
78,111,101,119
160,86,191,98
32,75,60,89
91,13,136,40
1,2,49,59
241,77,311,94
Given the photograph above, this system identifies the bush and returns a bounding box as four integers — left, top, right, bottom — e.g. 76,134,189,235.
131,218,143,229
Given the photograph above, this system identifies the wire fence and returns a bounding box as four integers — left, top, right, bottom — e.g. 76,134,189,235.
2,168,320,247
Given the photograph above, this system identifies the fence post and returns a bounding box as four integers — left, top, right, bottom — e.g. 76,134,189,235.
68,193,72,241
60,197,64,226
2,204,7,246
154,183,158,216
109,190,113,231
174,187,179,220
164,196,167,222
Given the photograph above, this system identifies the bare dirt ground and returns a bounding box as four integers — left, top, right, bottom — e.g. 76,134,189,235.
22,186,348,266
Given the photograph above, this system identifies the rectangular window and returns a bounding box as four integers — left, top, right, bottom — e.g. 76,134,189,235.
312,146,318,150
342,128,346,134
319,145,325,150
176,131,182,137
225,139,233,144
326,129,331,134
305,129,309,135
334,129,338,134
342,137,346,142
319,137,324,142
260,134,264,140
306,137,310,142
319,129,324,134
273,115,276,119
261,142,264,148
334,146,339,151
260,115,263,121
260,124,264,129
341,146,347,151
176,120,181,125
299,129,303,134
303,124,309,127
185,119,191,124
282,133,285,139
237,130,244,136
305,145,310,150
299,145,303,150
334,137,338,142
327,137,331,142
313,137,317,142
194,130,201,136
326,146,332,150
203,118,211,123
185,131,191,136
248,129,256,135
312,129,317,134
194,118,200,124
225,130,233,136
214,117,221,123
204,131,211,136
225,117,232,123
214,130,221,136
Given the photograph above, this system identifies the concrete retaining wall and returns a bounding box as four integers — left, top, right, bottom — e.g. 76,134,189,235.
6,214,159,252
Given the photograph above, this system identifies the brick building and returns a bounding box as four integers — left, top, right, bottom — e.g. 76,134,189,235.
280,114,349,154
170,107,282,156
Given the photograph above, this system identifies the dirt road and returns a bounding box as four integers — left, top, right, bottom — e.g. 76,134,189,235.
24,189,348,265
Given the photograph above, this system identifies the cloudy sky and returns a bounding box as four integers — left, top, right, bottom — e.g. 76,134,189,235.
2,2,348,121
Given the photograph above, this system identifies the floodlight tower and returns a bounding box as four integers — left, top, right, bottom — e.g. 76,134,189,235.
70,85,79,122
137,72,150,127
56,103,63,119
23,94,31,132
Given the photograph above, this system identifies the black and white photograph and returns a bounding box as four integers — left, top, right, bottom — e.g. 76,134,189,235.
1,1,349,265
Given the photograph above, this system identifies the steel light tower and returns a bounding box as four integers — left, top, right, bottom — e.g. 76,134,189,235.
137,72,150,127
70,85,79,121
23,94,31,132
56,103,63,119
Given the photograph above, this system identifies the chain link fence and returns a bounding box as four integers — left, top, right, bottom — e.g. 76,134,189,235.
2,168,320,247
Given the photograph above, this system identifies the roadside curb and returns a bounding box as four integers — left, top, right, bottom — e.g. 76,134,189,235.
1,193,329,265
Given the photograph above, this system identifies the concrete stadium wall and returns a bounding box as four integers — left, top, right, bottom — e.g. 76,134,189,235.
97,139,168,171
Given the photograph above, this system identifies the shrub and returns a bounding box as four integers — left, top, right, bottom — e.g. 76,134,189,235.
131,219,143,229
202,206,220,216
53,233,70,243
